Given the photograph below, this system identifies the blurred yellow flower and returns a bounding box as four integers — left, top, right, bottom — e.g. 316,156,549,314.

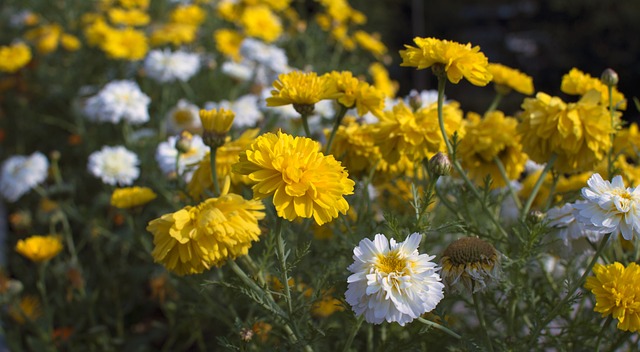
101,27,148,61
240,5,282,43
170,4,206,26
150,24,197,47
233,131,355,225
15,235,63,263
108,8,150,27
0,43,32,73
326,71,385,117
400,37,492,86
84,18,113,47
214,29,244,61
110,187,157,209
368,63,398,98
561,67,626,110
24,24,62,54
266,71,340,108
615,122,640,158
354,30,387,58
9,295,41,324
487,63,534,95
60,34,81,51
118,0,149,9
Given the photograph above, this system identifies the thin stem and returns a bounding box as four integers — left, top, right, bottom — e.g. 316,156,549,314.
342,315,364,352
486,93,503,113
494,156,522,209
301,112,312,138
473,292,494,352
274,217,293,316
325,104,348,154
607,85,615,179
36,263,52,336
175,151,182,190
417,317,462,340
521,154,557,220
595,315,613,352
208,149,220,197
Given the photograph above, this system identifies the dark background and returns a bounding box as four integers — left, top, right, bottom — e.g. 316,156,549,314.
351,0,640,118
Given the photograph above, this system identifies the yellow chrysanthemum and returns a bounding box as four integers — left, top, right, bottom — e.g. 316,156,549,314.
110,187,157,209
325,71,385,117
15,235,63,263
9,295,41,325
84,18,113,47
518,91,614,173
487,63,534,95
107,8,150,27
400,37,492,86
119,0,149,9
325,117,380,177
0,43,32,73
266,71,340,109
214,29,244,61
354,30,387,58
561,68,626,110
146,193,265,275
585,262,640,332
459,111,528,188
101,27,148,61
60,34,81,51
199,108,235,135
368,63,398,98
150,24,197,47
374,101,464,164
240,5,282,43
24,24,62,54
170,4,206,26
614,122,640,158
233,131,355,225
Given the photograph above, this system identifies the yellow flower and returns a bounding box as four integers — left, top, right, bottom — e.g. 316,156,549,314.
83,18,113,47
147,193,265,275
214,29,244,61
585,262,640,332
101,27,148,61
518,91,614,173
400,37,492,86
60,34,81,51
110,187,157,209
440,237,501,293
0,43,32,73
199,108,235,135
24,24,62,54
240,5,282,43
487,63,534,95
107,8,150,27
615,122,640,158
266,71,340,109
325,116,380,177
118,0,149,9
368,63,398,98
9,295,41,324
150,24,197,47
326,71,386,117
561,67,626,110
459,111,528,188
170,4,206,26
233,131,355,225
353,30,387,58
15,235,63,263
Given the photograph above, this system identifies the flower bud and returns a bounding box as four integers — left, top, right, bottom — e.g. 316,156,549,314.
601,68,619,87
293,103,315,116
175,130,193,154
428,152,451,177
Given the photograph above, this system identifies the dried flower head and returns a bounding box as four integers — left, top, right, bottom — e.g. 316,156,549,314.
440,237,501,293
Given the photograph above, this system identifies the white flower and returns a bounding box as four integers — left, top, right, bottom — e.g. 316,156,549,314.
312,99,335,119
205,94,263,128
88,146,140,186
239,38,288,73
221,60,254,82
547,202,603,247
259,87,299,119
84,80,150,125
0,152,48,202
573,173,640,240
144,49,200,83
165,99,201,135
345,233,444,326
155,134,207,180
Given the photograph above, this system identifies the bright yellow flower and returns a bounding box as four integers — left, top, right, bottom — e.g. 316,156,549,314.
150,24,197,47
326,71,385,117
240,5,282,43
118,0,149,9
101,27,148,61
561,67,626,110
585,262,640,332
170,5,206,26
354,30,387,58
261,0,293,11
518,91,614,173
24,24,62,54
233,131,355,225
400,37,492,86
487,63,534,95
214,29,244,61
110,187,157,209
84,18,113,47
199,108,235,135
108,8,150,27
325,117,380,177
217,0,240,22
368,63,398,98
60,34,81,51
147,193,265,275
266,71,340,108
0,43,32,73
459,111,528,188
15,235,63,263
9,295,41,324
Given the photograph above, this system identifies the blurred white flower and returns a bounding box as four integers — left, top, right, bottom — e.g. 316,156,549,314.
205,94,263,128
404,89,440,109
574,173,640,240
240,38,288,73
88,146,139,186
260,87,299,119
345,233,444,326
84,80,150,125
155,134,207,180
144,49,200,83
0,152,48,202
547,202,603,248
165,99,201,135
221,60,254,82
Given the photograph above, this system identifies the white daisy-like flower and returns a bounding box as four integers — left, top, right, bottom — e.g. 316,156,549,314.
547,202,603,248
155,134,207,180
345,233,444,326
221,60,254,82
84,80,150,125
573,173,640,240
0,152,48,202
239,38,288,74
205,94,263,128
165,99,201,135
88,146,140,186
144,49,200,83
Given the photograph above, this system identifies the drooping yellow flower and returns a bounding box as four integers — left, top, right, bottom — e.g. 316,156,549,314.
15,235,63,263
368,63,398,98
240,5,282,43
233,131,355,225
518,91,614,173
400,37,492,86
325,71,385,117
170,4,206,26
0,43,32,73
561,67,626,110
354,30,387,58
101,27,148,61
147,193,265,275
150,24,197,47
214,29,244,61
107,8,150,27
459,111,528,188
487,63,534,95
324,117,380,177
110,186,157,209
266,71,340,109
585,262,640,332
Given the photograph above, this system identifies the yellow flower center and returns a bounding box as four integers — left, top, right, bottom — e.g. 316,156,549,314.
376,252,406,274
612,189,633,212
173,109,193,124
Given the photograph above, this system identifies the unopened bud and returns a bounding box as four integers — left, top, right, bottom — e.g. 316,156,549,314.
601,68,619,87
175,131,193,154
527,210,545,224
428,152,452,177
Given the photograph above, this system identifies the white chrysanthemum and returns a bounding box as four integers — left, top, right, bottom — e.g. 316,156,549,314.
84,80,150,125
547,202,603,247
205,94,263,128
345,233,444,326
165,99,201,135
573,173,640,240
155,134,207,180
144,49,200,83
0,152,48,202
88,146,140,186
239,38,288,73
221,60,254,82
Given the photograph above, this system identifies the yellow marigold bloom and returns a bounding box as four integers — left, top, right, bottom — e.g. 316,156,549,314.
233,131,355,225
24,24,62,54
326,71,385,117
0,43,32,73
400,37,492,86
374,101,464,164
170,5,206,26
146,193,265,275
354,30,387,58
487,63,534,95
214,29,244,61
150,24,197,47
60,34,81,51
9,295,41,324
459,111,528,188
325,117,380,177
101,27,148,61
84,18,113,47
110,186,157,209
217,1,240,22
15,235,63,263
368,63,398,98
585,262,640,332
518,91,614,173
108,8,150,27
240,5,282,43
561,67,626,110
119,0,149,9
266,71,340,109
199,108,235,135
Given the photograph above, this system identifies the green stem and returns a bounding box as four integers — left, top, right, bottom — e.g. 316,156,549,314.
175,151,182,190
37,263,52,336
607,85,615,179
494,156,522,209
325,104,348,154
595,315,613,352
209,149,220,197
274,218,293,316
473,292,494,352
342,315,364,352
486,93,503,112
416,317,462,340
300,112,312,138
521,154,557,220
